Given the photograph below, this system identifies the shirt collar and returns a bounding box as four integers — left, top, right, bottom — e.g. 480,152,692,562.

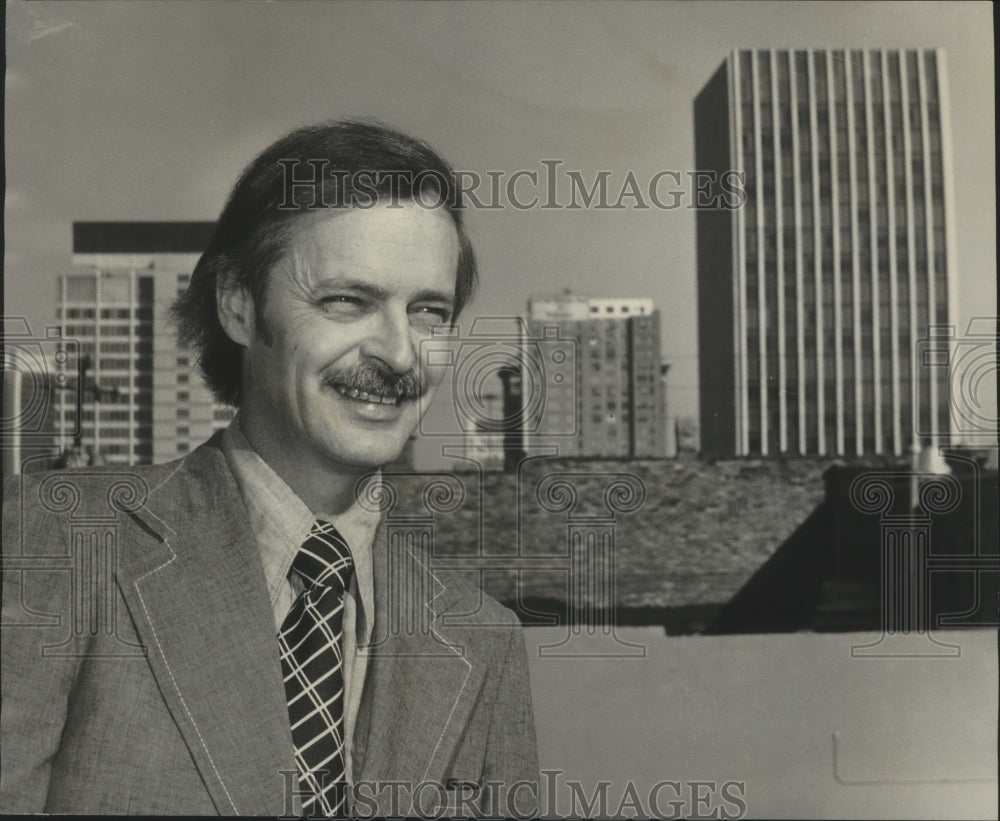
220,415,380,623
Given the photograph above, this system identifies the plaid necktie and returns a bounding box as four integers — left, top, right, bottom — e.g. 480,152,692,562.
278,520,354,817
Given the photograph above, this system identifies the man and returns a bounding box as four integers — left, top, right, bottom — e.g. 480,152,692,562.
2,121,538,817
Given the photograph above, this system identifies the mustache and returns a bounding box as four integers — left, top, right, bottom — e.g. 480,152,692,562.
323,363,425,401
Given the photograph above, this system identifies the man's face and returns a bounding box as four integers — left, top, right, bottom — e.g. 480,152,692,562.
235,202,459,476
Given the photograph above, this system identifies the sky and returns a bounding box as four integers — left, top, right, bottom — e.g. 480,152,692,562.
4,1,996,450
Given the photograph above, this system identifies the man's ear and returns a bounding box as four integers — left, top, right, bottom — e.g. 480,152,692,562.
216,275,254,348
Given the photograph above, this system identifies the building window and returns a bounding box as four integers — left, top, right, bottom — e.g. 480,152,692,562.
177,408,190,419
178,374,189,384
176,426,189,437
177,391,190,402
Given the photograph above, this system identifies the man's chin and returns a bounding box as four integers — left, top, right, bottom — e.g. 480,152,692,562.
312,398,421,470
340,451,403,470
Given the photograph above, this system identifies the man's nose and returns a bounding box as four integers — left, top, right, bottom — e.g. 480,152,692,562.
359,308,417,374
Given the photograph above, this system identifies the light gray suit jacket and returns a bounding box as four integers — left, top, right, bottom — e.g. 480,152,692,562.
1,439,538,816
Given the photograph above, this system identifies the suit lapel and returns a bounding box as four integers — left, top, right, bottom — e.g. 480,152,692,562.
115,445,296,816
114,443,488,815
352,520,485,803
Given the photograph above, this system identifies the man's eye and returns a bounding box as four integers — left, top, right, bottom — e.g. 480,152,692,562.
410,306,452,324
319,295,365,309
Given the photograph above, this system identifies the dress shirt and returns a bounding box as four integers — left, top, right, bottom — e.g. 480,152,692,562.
220,417,379,785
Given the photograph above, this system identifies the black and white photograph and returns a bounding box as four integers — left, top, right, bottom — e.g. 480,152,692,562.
2,1,997,817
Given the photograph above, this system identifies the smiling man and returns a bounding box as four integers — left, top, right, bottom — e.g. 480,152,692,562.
1,121,538,817
219,203,459,511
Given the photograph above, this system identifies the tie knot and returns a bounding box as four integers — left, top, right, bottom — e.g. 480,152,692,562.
291,520,354,591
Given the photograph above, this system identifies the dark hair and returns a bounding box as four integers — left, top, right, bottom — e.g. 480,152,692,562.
171,119,478,406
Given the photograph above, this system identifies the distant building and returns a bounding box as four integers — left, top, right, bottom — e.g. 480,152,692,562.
454,389,506,472
57,222,235,465
498,366,527,471
525,291,673,458
2,359,61,479
660,364,678,458
695,49,957,457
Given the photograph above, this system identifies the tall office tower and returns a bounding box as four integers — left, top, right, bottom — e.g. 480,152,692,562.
58,222,235,465
526,292,670,458
695,50,957,457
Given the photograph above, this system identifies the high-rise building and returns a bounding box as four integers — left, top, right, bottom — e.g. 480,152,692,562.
57,222,235,465
2,358,61,479
526,292,672,458
695,49,957,457
454,389,506,472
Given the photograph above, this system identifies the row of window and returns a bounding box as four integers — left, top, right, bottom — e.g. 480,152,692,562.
587,305,648,315
738,51,941,107
62,325,154,338
743,128,943,164
745,421,950,455
59,307,155,319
